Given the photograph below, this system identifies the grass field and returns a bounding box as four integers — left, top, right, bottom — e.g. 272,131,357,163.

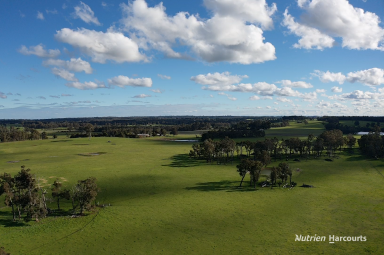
0,121,384,254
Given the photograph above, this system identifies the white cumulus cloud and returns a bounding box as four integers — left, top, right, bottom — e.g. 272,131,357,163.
279,80,313,88
133,94,151,98
313,70,346,84
55,28,147,63
158,74,171,80
203,0,277,30
249,95,260,100
108,76,153,87
315,68,384,86
120,0,276,64
66,81,106,90
73,2,101,25
282,9,335,50
347,68,384,86
19,44,60,58
283,0,384,51
191,72,248,87
51,68,78,82
276,97,292,103
43,58,93,74
37,11,44,20
331,86,343,93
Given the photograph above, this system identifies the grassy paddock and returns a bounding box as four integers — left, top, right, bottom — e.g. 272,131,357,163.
0,123,383,254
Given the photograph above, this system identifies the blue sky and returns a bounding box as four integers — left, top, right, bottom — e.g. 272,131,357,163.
0,0,384,119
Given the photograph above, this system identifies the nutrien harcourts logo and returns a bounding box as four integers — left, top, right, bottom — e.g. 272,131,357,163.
295,234,367,243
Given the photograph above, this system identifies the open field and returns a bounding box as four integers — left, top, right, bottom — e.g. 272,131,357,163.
0,122,384,254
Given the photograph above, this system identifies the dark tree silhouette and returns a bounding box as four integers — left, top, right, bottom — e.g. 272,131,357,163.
73,177,99,214
52,180,70,210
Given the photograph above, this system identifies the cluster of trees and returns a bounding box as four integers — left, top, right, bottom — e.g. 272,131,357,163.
1,117,285,142
358,132,384,158
189,138,237,164
0,126,43,142
318,116,384,123
0,166,99,222
237,160,292,189
271,120,290,128
320,117,382,134
201,120,271,140
190,130,356,165
2,116,282,128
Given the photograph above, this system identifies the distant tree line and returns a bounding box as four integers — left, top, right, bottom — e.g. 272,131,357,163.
320,117,382,134
0,116,283,130
0,166,99,222
0,126,45,142
318,116,384,123
201,120,271,140
191,130,357,165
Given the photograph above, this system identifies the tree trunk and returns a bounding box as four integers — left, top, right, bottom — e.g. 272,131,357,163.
239,174,246,187
57,198,60,210
17,206,21,220
11,203,16,221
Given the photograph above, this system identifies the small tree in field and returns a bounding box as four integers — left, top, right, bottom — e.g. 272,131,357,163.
236,159,250,187
73,177,99,214
52,180,70,210
41,132,48,139
170,127,178,136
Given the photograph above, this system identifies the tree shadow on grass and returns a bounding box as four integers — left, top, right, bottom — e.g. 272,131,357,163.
345,154,378,161
51,140,73,143
185,180,257,192
0,211,29,227
162,154,204,168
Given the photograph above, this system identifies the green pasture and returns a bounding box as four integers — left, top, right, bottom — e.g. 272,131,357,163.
0,123,383,254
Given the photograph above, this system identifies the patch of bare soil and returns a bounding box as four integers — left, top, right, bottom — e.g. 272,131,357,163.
6,159,29,163
78,152,107,157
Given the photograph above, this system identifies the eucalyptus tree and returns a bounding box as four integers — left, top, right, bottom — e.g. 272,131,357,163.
0,173,16,221
203,139,215,163
278,162,290,184
243,140,253,157
257,150,271,167
73,177,99,215
270,167,278,189
249,160,264,188
52,180,71,210
236,159,251,187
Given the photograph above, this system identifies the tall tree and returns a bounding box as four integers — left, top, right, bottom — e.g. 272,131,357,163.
73,177,99,214
249,160,263,188
52,180,70,210
236,159,250,187
0,173,16,221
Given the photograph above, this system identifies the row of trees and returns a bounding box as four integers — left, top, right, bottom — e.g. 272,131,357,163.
0,126,43,142
358,132,384,158
201,120,271,140
236,160,292,188
190,130,357,165
321,117,382,134
0,166,99,222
